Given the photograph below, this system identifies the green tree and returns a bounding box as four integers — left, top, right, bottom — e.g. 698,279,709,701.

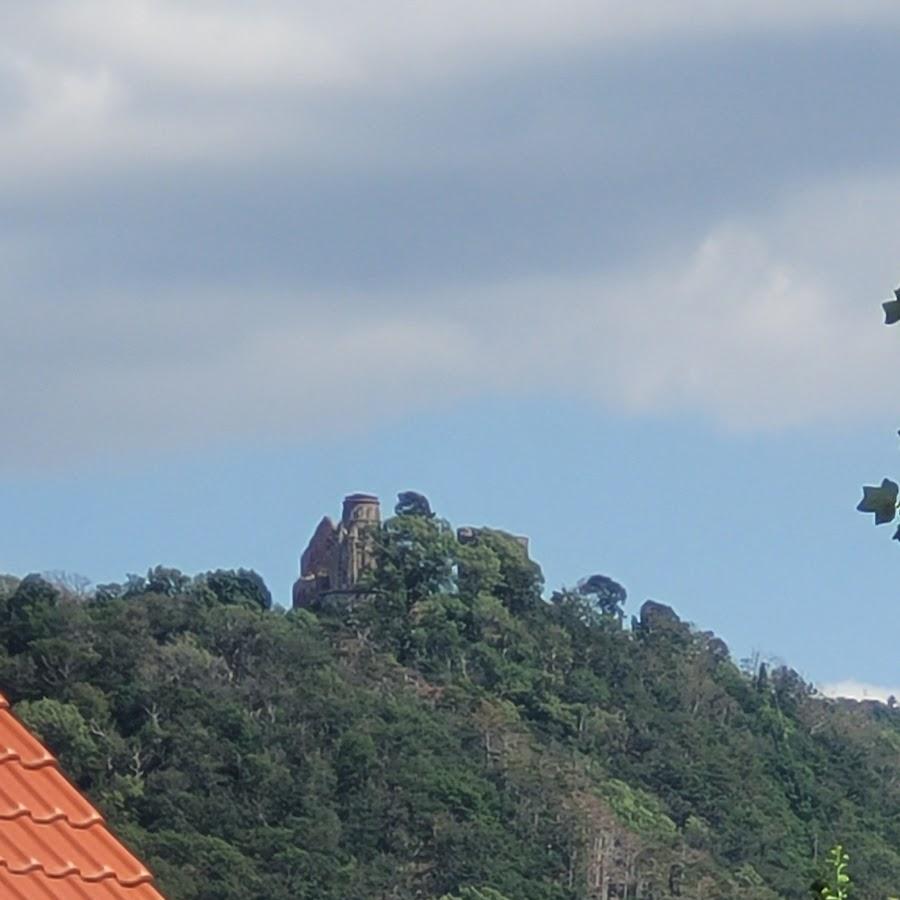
145,566,192,597
199,568,272,611
16,698,100,783
577,573,627,621
368,514,456,606
5,573,60,652
461,529,543,615
395,490,435,518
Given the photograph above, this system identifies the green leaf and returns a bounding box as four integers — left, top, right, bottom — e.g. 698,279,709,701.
884,288,900,324
857,478,899,525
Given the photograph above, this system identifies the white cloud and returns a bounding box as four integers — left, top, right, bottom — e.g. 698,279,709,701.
48,0,900,84
819,680,900,703
54,1,359,89
555,223,896,430
423,173,900,431
352,0,900,72
0,57,124,170
2,0,900,180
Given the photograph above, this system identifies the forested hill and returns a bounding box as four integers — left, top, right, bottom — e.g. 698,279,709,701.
0,511,897,900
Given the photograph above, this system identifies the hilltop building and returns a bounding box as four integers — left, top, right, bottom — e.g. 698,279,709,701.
293,493,381,608
292,492,532,608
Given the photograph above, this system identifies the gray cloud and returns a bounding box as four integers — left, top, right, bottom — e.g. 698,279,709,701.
5,172,900,470
3,6,900,469
7,30,900,292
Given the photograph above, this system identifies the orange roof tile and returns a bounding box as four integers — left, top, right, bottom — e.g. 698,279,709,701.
0,693,165,899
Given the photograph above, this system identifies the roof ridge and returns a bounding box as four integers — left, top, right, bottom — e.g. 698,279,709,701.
0,751,57,770
0,857,156,887
0,807,104,828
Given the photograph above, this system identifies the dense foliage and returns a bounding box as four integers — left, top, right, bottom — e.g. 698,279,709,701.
1,518,898,899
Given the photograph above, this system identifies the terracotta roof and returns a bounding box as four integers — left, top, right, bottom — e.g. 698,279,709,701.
0,693,165,899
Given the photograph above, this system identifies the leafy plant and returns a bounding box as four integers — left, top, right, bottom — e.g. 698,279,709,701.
819,845,851,900
857,478,900,527
858,287,900,537
815,844,900,900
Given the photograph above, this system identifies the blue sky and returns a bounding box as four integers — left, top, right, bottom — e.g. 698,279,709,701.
2,1,900,698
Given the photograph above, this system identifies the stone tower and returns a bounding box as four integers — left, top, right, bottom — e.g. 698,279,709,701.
338,493,381,588
293,493,381,608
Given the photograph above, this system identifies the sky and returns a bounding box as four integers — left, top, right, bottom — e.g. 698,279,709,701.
2,1,900,699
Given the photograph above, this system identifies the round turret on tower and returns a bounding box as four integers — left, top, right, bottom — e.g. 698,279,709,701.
341,493,381,527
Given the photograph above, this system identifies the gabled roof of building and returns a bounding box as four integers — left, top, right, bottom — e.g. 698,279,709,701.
0,692,165,899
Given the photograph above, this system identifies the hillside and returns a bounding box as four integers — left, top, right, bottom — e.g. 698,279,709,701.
0,509,897,899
